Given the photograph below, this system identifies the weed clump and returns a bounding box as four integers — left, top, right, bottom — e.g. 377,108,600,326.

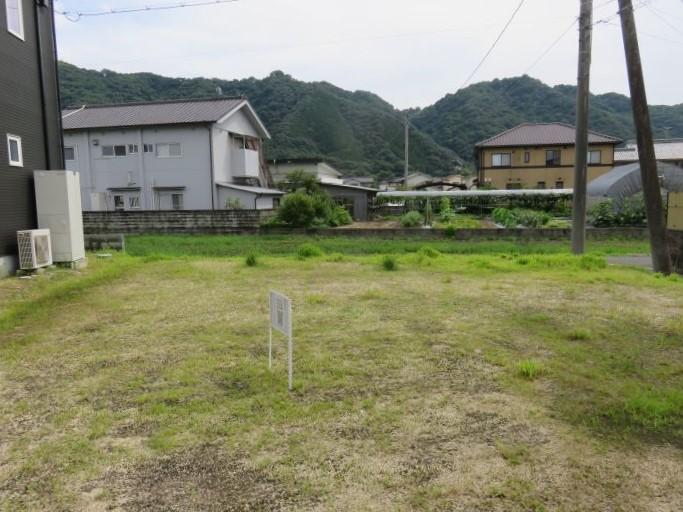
297,244,323,259
516,360,546,380
418,246,441,259
567,328,591,341
245,254,258,267
382,255,398,271
400,211,424,228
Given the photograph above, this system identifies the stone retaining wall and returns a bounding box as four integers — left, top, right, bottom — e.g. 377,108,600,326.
83,210,274,234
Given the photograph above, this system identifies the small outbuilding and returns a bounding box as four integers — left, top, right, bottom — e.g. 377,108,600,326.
217,182,285,210
318,183,378,221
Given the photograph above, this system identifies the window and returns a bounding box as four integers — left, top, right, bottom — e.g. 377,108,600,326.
156,143,182,158
555,181,565,189
113,195,125,211
491,153,511,167
128,196,140,209
524,151,531,163
7,134,23,167
272,198,280,209
143,144,154,153
588,150,602,164
546,150,561,167
102,145,127,157
536,181,546,189
6,0,24,40
64,147,76,161
128,144,139,154
171,193,183,210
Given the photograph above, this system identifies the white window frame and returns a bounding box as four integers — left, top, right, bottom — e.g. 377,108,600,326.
588,150,602,164
7,134,23,167
157,143,182,158
102,145,128,158
128,144,139,154
491,153,511,167
156,143,183,159
128,195,141,209
64,146,77,162
143,144,154,153
6,0,24,41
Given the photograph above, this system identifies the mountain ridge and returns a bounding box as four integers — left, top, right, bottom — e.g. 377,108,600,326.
58,63,683,178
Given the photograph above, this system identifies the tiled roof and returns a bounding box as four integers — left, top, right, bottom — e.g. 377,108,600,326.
615,140,683,162
62,97,247,130
475,122,622,148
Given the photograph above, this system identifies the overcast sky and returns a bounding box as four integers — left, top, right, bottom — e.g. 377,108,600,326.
53,0,683,109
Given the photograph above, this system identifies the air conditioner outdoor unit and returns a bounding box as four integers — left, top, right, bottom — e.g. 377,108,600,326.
17,229,53,270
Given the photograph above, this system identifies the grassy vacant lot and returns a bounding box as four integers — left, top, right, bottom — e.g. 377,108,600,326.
0,236,681,511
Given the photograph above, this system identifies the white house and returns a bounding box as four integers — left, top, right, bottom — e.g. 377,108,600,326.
268,158,344,185
62,97,283,211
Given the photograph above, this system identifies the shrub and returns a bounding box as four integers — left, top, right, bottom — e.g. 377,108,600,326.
278,192,316,227
297,243,323,259
381,255,398,271
493,208,551,228
492,207,518,228
516,360,546,380
330,206,353,227
245,254,258,267
439,197,457,223
401,211,424,228
588,195,647,227
444,225,457,237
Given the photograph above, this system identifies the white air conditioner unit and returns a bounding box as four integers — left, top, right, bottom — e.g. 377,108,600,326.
17,229,53,270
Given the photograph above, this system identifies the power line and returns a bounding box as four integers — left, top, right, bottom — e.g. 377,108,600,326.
645,3,683,35
525,18,578,75
458,0,527,91
54,0,240,23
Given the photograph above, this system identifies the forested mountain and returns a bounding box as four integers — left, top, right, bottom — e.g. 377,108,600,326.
58,62,461,179
410,75,683,160
58,63,683,177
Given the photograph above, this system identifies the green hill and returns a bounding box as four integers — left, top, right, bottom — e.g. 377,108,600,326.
410,75,683,160
57,63,462,180
58,64,683,174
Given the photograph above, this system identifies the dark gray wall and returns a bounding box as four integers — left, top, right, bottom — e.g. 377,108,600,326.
0,0,63,258
320,184,375,221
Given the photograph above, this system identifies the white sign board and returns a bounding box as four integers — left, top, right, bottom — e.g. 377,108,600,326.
268,291,293,390
269,291,292,336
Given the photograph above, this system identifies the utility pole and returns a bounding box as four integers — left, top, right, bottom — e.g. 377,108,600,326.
618,0,672,274
404,116,410,187
572,0,593,255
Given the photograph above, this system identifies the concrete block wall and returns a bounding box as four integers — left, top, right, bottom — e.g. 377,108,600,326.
83,210,273,234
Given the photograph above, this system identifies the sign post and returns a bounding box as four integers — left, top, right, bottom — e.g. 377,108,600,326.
268,291,293,391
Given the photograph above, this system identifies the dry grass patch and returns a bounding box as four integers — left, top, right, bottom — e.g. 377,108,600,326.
0,250,682,510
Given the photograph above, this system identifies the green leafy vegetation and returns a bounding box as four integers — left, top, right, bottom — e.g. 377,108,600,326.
516,360,547,380
400,211,424,228
492,208,551,228
588,195,647,227
381,254,398,271
245,254,258,267
275,171,353,228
